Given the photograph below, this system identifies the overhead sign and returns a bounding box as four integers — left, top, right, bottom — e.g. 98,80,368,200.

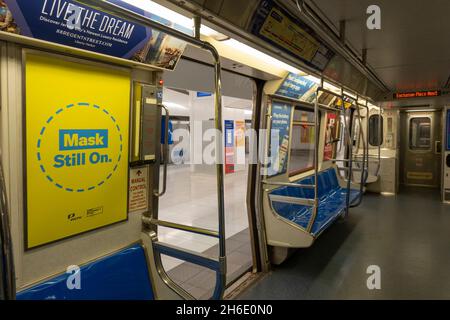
394,90,441,99
276,73,318,103
2,0,188,70
129,167,149,213
249,0,334,71
25,53,130,249
268,101,292,176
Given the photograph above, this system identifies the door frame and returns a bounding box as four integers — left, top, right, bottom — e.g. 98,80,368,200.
400,109,442,188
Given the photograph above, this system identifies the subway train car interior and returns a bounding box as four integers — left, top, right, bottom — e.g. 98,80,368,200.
1,0,450,305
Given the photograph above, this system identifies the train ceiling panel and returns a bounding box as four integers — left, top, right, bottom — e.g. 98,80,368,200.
309,0,450,92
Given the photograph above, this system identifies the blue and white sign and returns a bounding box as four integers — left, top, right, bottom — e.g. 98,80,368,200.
197,92,213,98
3,0,189,69
276,73,319,103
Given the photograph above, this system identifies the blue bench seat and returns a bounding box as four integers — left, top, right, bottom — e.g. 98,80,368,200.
270,168,360,236
17,244,154,300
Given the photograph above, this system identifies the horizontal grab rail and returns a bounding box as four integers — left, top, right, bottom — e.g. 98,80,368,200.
338,167,364,172
330,159,366,163
269,194,315,206
153,242,221,271
143,217,219,238
263,180,315,189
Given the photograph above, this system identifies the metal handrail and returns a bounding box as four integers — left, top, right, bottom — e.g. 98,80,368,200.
75,0,227,300
344,95,369,208
338,167,364,172
154,105,169,197
0,161,15,300
262,180,315,189
269,194,315,206
143,217,220,238
340,94,354,218
376,105,382,176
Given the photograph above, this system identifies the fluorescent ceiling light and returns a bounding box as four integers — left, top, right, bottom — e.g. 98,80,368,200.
304,75,321,84
201,25,228,40
324,81,341,94
122,0,193,30
122,0,226,38
223,39,301,74
343,90,357,99
164,102,188,110
122,1,302,74
244,110,253,115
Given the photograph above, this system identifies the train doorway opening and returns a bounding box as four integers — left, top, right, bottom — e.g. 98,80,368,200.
400,110,442,191
154,58,257,299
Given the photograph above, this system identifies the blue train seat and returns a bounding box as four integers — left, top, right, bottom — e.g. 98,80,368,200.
270,167,360,237
17,244,154,300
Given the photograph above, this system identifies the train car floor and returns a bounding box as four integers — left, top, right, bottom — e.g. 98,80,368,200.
166,228,253,299
239,187,450,299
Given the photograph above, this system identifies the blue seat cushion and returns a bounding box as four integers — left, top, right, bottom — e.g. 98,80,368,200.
269,168,361,236
17,244,154,300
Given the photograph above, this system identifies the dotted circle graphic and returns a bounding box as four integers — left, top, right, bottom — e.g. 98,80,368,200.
37,102,123,193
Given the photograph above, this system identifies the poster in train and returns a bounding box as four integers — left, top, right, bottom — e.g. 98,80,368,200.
2,0,188,70
324,113,337,160
235,120,246,167
268,102,293,176
25,53,130,249
276,73,318,103
249,0,334,71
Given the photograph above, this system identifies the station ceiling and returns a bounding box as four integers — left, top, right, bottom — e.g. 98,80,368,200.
309,0,450,92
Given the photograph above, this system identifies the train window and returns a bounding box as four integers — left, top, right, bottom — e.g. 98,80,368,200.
409,117,431,150
369,114,383,146
289,108,316,176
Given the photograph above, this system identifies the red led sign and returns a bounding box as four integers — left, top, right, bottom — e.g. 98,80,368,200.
394,90,441,99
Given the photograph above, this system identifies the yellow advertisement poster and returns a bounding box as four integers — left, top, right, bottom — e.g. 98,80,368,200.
260,7,320,62
25,53,130,249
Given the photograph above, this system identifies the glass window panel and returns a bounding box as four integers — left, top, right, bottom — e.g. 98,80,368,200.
409,117,431,150
289,108,315,175
369,114,383,146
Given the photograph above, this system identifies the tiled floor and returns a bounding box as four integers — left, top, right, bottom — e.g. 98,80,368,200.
156,164,253,295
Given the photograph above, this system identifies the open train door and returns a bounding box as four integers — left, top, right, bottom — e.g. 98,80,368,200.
133,79,227,300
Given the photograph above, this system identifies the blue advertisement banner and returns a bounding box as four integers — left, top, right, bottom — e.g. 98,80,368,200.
268,101,292,176
2,0,189,70
276,73,319,103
